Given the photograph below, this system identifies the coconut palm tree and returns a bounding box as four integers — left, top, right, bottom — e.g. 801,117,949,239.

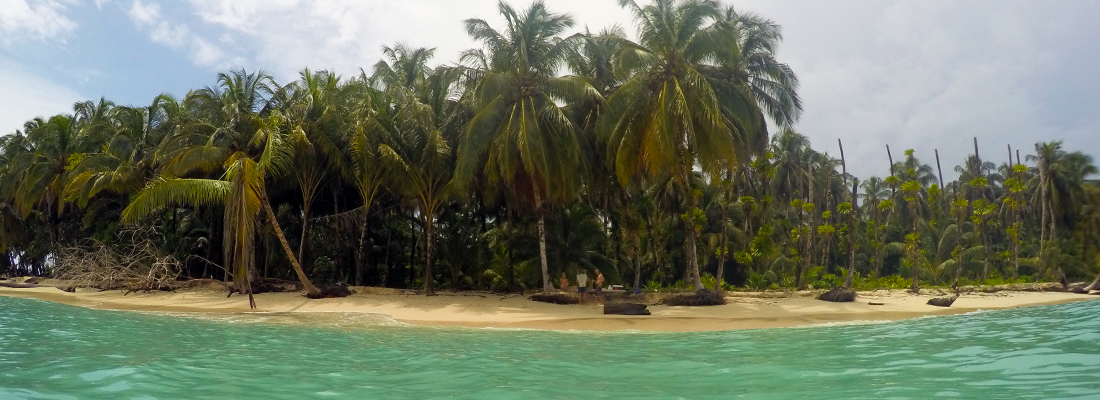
454,1,600,292
603,0,759,290
1028,141,1098,286
379,66,466,293
122,111,320,305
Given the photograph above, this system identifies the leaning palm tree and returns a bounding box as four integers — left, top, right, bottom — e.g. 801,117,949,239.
122,111,321,305
454,1,600,292
604,0,767,289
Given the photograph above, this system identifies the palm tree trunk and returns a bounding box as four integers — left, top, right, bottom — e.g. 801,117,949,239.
297,204,311,263
845,182,858,289
261,194,321,297
1039,168,1048,277
533,187,552,292
1051,202,1066,288
909,203,920,293
356,212,369,287
423,210,435,294
633,234,642,291
678,157,704,291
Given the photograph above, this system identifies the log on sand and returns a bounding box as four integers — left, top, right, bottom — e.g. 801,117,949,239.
0,281,75,293
603,303,651,315
927,295,959,307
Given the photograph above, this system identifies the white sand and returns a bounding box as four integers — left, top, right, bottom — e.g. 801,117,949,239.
2,284,1094,332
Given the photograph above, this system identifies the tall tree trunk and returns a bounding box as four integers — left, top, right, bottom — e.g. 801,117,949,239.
261,193,321,297
680,162,704,290
1051,199,1067,288
633,234,642,291
845,181,859,289
909,202,920,293
355,212,369,287
802,163,815,289
533,187,552,292
423,211,434,293
297,204,311,264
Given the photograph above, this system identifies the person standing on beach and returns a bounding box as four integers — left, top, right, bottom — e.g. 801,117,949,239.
559,272,569,293
576,271,588,303
594,269,604,302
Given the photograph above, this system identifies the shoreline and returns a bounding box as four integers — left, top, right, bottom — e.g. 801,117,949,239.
1,285,1095,332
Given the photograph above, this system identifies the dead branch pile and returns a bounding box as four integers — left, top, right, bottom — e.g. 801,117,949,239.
53,227,182,293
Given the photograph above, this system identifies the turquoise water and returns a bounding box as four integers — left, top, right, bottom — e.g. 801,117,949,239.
1,297,1098,399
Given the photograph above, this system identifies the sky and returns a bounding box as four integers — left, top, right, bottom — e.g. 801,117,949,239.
1,0,1098,179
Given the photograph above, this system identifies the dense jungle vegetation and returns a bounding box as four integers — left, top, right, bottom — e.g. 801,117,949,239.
2,0,1098,298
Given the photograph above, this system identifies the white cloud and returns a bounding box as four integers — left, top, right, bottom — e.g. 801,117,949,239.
0,56,83,135
733,0,1100,178
174,0,632,80
100,0,1100,177
0,0,78,45
128,0,238,69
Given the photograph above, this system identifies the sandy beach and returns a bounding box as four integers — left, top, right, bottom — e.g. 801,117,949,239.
2,283,1095,332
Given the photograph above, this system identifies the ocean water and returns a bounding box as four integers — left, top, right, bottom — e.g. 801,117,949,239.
0,296,1098,399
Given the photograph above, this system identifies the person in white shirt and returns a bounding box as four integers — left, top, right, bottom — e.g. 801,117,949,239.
576,271,589,303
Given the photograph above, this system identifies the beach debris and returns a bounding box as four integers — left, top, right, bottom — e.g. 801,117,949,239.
927,295,959,307
817,287,856,303
603,302,650,315
661,289,727,306
529,292,579,305
53,227,182,293
306,283,354,299
1068,282,1091,294
0,281,75,293
868,302,885,306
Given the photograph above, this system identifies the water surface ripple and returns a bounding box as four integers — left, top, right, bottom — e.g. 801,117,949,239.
0,296,1097,399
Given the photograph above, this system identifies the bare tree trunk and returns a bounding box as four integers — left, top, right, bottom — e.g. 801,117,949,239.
801,163,815,289
261,193,321,297
845,181,859,289
533,187,552,292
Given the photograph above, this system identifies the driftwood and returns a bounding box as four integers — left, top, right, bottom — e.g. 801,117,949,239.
927,295,959,307
0,281,75,292
817,287,856,302
661,290,727,306
603,303,650,315
529,292,579,305
306,283,354,299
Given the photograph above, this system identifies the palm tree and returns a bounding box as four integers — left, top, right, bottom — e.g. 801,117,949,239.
603,0,761,290
379,65,466,293
276,69,347,264
128,69,321,302
1028,141,1098,286
122,111,321,305
454,1,599,292
709,6,801,130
